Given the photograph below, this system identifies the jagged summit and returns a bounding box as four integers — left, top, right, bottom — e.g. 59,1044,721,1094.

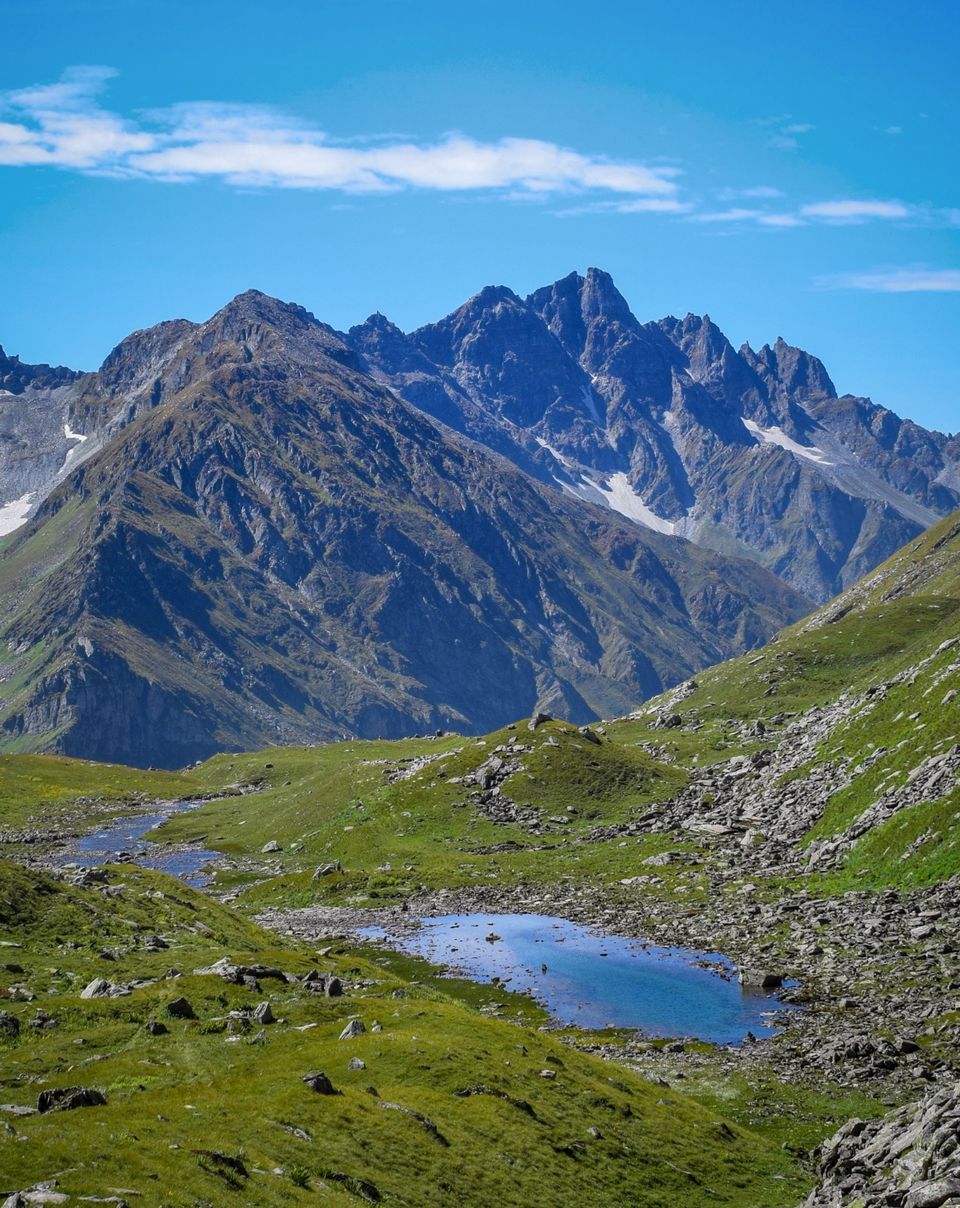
352,268,958,600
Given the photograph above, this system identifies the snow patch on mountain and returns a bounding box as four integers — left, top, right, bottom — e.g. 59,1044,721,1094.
743,418,833,466
59,422,89,472
594,473,679,534
0,492,35,536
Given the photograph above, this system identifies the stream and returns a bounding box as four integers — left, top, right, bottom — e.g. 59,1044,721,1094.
53,799,221,886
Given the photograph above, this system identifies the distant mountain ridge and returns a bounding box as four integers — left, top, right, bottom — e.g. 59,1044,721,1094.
350,268,958,601
0,290,805,767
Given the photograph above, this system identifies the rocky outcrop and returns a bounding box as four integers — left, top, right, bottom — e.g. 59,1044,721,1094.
804,1082,960,1207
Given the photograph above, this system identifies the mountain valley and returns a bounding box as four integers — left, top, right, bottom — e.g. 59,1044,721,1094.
1,506,959,1206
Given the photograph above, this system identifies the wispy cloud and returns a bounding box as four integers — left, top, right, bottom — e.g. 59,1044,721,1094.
713,185,784,201
0,67,680,201
821,268,960,292
754,114,815,151
689,207,803,227
799,198,910,222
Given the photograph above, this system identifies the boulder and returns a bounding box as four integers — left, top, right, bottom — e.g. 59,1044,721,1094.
312,861,343,879
79,977,111,999
737,968,783,989
302,1071,337,1095
166,996,196,1019
36,1086,106,1113
253,1001,274,1025
339,1019,366,1040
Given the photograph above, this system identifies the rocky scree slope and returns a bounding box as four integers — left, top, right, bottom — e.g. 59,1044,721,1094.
351,268,959,601
0,291,804,768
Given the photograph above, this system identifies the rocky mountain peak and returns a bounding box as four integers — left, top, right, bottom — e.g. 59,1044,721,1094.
766,336,837,402
198,289,360,373
580,267,635,325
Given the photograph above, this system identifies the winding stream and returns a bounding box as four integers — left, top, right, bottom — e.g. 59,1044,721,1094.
54,799,220,886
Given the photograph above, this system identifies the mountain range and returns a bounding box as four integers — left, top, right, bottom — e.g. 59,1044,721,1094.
0,269,955,767
0,290,804,767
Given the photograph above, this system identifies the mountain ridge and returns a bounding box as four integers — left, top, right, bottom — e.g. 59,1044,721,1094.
351,267,957,600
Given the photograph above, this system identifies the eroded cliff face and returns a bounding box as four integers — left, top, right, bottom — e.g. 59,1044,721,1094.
0,291,806,767
351,268,957,602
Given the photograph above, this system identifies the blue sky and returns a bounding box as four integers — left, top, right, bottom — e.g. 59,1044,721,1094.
2,0,957,430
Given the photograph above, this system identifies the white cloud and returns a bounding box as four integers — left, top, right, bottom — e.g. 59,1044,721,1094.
0,68,680,202
689,207,765,223
799,199,910,221
821,268,960,292
741,185,784,199
688,207,803,228
713,185,784,201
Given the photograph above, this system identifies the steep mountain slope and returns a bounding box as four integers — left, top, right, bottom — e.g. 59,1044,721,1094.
0,291,804,768
606,506,960,891
352,268,958,601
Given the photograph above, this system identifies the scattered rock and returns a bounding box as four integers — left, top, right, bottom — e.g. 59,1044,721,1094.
302,1071,337,1095
36,1086,106,1113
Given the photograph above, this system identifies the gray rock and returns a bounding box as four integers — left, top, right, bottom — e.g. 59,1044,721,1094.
253,1001,274,1025
37,1085,106,1113
79,977,111,999
312,861,343,879
302,1071,337,1095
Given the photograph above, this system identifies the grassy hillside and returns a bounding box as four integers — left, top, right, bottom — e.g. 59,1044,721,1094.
157,722,692,908
0,753,193,830
0,860,806,1207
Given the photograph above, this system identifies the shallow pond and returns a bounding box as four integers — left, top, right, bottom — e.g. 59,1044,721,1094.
57,801,219,886
361,912,796,1043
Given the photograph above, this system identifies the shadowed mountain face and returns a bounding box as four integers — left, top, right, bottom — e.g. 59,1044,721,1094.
351,269,959,602
0,291,806,768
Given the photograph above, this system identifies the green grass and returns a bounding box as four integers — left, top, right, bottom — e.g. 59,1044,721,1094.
0,860,809,1206
154,722,689,908
0,753,194,830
